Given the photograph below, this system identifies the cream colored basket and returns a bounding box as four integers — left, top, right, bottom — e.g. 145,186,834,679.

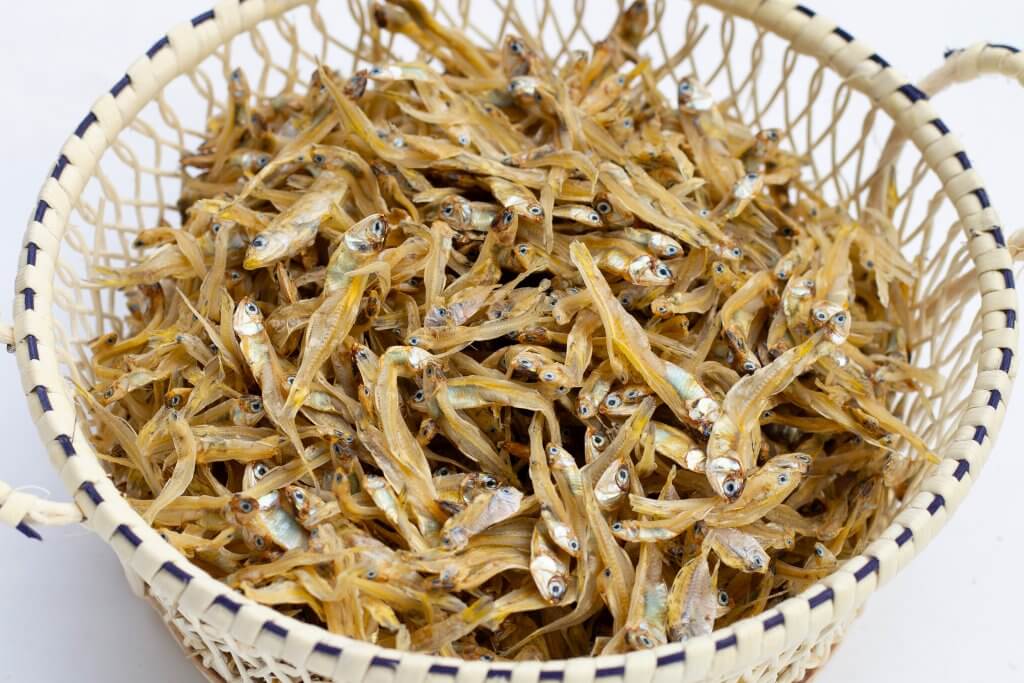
1,1,1019,681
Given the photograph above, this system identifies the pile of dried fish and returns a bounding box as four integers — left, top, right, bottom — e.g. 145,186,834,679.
81,0,936,660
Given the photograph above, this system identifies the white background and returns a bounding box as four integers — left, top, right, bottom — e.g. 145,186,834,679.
1,2,1021,681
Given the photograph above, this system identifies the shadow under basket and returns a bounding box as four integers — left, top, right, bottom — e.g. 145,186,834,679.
0,1,1019,681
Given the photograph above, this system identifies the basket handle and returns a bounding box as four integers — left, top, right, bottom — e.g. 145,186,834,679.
0,324,84,539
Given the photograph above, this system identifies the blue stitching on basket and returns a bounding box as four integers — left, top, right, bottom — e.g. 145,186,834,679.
51,155,69,180
1000,268,1015,289
973,425,987,443
23,288,35,311
16,521,42,541
191,9,215,26
26,335,39,360
808,588,834,609
79,481,103,506
953,459,970,481
111,74,132,97
486,670,513,679
116,524,142,547
988,389,1003,409
763,612,785,630
32,385,51,412
656,650,686,666
261,621,288,638
973,188,991,209
989,227,1006,247
954,151,972,170
1000,348,1013,372
313,642,342,657
75,112,97,138
146,35,170,58
715,634,738,650
1005,310,1016,328
930,118,950,135
894,527,912,547
34,200,50,223
212,594,241,613
56,434,76,457
160,561,193,584
833,26,854,42
869,53,890,68
596,666,626,678
539,671,564,681
795,5,815,16
370,656,400,670
429,664,459,677
26,242,39,265
927,495,945,515
988,43,1021,53
853,556,879,581
897,84,928,103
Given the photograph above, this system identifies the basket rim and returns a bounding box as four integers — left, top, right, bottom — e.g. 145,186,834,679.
11,0,1018,679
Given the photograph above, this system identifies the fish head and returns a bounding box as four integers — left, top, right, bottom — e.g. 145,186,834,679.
440,525,470,551
244,231,292,269
164,387,191,410
345,213,390,254
284,485,314,519
512,242,546,270
227,494,262,523
710,261,739,291
745,548,770,573
501,35,534,77
810,301,850,343
232,297,265,337
595,458,631,508
677,76,714,113
627,255,674,286
625,620,666,651
649,233,683,259
460,472,501,503
438,196,473,231
706,456,745,501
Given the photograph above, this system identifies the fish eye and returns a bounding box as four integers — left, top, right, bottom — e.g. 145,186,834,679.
778,473,790,485
603,568,612,578
413,390,425,402
569,539,579,551
229,270,242,280
332,442,345,455
615,467,629,485
588,212,601,223
656,264,672,278
718,590,729,606
743,360,757,372
616,75,626,86
699,209,711,218
815,544,826,557
731,247,743,258
366,569,378,579
254,464,269,478
714,264,725,274
244,302,259,315
865,259,875,269
665,245,679,256
547,445,559,456
723,480,739,496
293,489,305,503
542,371,556,381
622,118,633,128
745,173,758,182
458,134,470,145
249,399,262,411
657,305,668,314
815,310,828,321
549,579,565,598
239,499,254,513
211,222,221,234
435,466,450,477
605,394,622,408
678,81,692,94
408,336,420,346
484,476,498,489
441,204,454,217
835,313,848,324
517,244,530,256
591,434,607,448
517,358,533,369
503,211,514,225
287,375,296,386
500,486,514,495
528,205,543,216
510,39,524,54
334,471,344,483
370,66,383,76
313,153,326,164
638,635,653,649
168,395,181,407
253,536,265,548
579,404,591,416
392,137,405,148
251,235,268,249
751,556,765,568
479,655,493,662
596,201,612,215
611,522,623,532
371,218,385,235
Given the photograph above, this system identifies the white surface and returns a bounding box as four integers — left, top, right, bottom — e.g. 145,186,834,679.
0,2,1021,682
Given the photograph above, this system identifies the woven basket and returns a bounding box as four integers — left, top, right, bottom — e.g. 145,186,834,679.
1,1,1019,681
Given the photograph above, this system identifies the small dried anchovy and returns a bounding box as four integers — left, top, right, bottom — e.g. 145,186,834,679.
81,0,933,661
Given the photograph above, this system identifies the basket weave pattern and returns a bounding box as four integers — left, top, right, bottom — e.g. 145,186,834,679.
6,0,1018,681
